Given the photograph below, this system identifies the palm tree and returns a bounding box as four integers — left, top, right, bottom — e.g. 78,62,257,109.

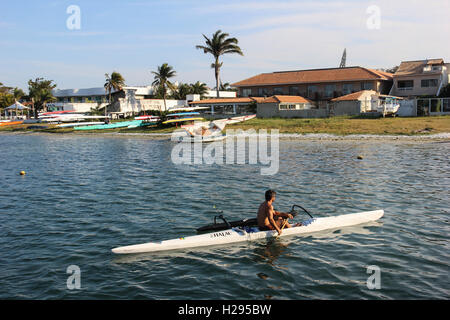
190,81,209,99
151,63,176,111
171,83,192,100
219,82,235,91
104,72,125,117
196,30,243,98
13,88,25,101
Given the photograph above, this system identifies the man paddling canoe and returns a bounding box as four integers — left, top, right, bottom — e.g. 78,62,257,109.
257,190,300,235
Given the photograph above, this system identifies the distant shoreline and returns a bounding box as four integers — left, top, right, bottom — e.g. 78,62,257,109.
1,116,449,140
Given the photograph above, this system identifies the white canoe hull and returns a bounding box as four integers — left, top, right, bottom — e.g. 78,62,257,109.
112,210,383,254
181,133,226,143
57,122,105,128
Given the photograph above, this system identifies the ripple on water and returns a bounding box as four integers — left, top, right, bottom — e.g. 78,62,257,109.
0,135,449,299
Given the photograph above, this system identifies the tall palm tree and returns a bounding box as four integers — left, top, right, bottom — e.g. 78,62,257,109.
196,30,243,98
104,72,125,117
151,63,176,111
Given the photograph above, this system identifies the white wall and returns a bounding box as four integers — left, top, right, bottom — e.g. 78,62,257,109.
119,98,186,112
47,102,108,113
205,90,237,98
397,100,416,116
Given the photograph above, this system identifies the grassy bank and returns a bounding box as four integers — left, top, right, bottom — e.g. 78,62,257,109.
1,116,449,136
226,116,450,135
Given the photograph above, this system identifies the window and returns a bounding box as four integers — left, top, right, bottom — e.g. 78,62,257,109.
273,87,284,95
279,104,297,110
421,79,438,87
343,83,353,95
307,85,317,98
258,87,269,96
242,88,252,97
397,80,413,90
289,86,299,95
324,84,336,98
362,82,373,90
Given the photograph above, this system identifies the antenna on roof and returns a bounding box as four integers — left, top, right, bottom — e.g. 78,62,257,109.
339,48,346,68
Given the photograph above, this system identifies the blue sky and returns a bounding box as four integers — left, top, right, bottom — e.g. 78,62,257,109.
1,0,449,91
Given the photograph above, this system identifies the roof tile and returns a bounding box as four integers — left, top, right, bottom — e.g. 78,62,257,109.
232,67,392,87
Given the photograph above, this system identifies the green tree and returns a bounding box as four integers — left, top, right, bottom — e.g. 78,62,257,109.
104,72,125,117
171,83,193,100
196,30,243,98
439,84,450,97
28,78,57,118
190,81,209,98
13,88,25,101
151,63,176,111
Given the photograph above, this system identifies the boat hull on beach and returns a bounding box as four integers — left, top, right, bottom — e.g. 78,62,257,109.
112,209,384,254
57,122,105,128
74,120,152,130
216,114,256,125
0,121,23,126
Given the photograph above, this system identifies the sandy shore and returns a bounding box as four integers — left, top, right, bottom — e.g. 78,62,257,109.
2,130,449,142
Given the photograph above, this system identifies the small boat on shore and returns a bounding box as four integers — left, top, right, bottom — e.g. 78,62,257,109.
216,114,256,125
74,120,143,130
178,120,227,142
167,112,200,117
111,209,384,254
134,115,160,121
40,115,109,123
57,122,105,128
163,117,204,124
0,120,23,126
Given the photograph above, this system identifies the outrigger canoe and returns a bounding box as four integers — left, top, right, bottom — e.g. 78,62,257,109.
0,121,23,126
163,117,204,124
112,209,384,254
74,120,149,130
167,112,200,117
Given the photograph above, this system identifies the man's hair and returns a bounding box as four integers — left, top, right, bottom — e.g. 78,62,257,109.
265,190,276,201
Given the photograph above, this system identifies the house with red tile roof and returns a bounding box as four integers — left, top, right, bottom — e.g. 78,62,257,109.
232,66,393,104
188,95,316,117
256,95,319,118
329,90,405,116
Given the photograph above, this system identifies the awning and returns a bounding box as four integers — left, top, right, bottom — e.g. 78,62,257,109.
5,102,29,110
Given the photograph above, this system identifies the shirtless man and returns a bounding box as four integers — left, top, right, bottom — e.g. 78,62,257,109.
257,190,296,235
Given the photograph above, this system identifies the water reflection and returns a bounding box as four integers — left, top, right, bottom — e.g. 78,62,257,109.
252,238,290,267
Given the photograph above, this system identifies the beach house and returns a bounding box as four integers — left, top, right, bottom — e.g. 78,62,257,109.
389,59,450,97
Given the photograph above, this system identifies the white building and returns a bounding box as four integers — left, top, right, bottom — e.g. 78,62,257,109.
49,86,236,117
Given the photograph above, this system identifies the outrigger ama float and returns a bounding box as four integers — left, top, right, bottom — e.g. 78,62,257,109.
111,206,384,254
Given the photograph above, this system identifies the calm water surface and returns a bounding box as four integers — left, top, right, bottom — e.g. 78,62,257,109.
0,133,449,299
